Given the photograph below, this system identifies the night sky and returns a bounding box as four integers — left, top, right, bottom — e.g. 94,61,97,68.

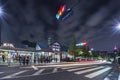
0,0,120,51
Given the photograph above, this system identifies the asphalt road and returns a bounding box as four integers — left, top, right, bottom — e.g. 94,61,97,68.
0,62,119,80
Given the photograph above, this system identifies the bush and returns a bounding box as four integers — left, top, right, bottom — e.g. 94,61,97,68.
98,56,102,60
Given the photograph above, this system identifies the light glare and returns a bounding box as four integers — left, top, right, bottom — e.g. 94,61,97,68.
116,24,120,30
0,7,3,16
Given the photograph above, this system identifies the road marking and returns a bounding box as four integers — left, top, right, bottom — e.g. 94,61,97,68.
31,65,38,70
67,66,97,72
118,73,120,80
52,68,58,73
61,66,79,69
61,66,93,70
85,67,112,78
0,72,4,74
1,70,27,79
74,66,104,75
32,69,45,75
104,72,114,80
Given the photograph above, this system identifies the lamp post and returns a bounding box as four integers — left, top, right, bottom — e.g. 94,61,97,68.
112,23,120,63
0,6,4,46
114,45,118,63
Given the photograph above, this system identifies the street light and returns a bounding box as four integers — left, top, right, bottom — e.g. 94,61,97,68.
0,6,5,46
0,6,3,46
116,23,120,30
0,7,4,46
113,23,120,34
0,6,4,17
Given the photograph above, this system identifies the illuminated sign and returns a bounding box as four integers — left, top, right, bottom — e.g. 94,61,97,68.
2,43,15,48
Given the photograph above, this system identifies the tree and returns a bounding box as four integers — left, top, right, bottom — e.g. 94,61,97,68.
81,46,92,59
21,40,36,47
68,35,77,60
75,46,84,57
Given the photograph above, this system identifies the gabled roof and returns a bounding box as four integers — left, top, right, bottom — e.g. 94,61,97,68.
36,42,49,49
49,42,61,47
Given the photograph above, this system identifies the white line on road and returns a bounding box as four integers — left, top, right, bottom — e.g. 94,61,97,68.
85,67,112,78
0,72,4,74
104,78,110,80
52,68,58,73
103,72,114,80
32,69,45,75
1,70,28,79
74,66,104,75
61,66,80,69
31,65,38,70
118,73,120,80
67,66,97,72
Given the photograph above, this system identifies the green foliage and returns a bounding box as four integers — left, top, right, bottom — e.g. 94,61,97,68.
68,35,77,59
80,46,92,58
21,40,36,47
68,35,100,59
98,56,103,60
75,46,83,56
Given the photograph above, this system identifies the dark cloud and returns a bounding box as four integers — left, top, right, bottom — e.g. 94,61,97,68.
1,0,120,50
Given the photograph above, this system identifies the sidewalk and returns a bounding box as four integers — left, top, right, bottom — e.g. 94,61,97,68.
0,62,105,67
0,61,106,67
104,63,120,80
0,62,78,67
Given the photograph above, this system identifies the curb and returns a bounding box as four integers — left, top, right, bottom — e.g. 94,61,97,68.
104,63,120,80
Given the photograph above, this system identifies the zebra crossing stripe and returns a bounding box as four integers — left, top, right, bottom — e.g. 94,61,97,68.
85,67,112,78
52,68,58,73
0,72,4,74
33,69,45,75
104,78,110,80
67,66,97,72
62,65,95,70
61,66,79,69
103,72,114,80
31,66,38,70
118,73,120,80
1,70,28,79
74,66,104,75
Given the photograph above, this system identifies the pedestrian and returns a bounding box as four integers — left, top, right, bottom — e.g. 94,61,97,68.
19,55,22,65
2,55,5,62
55,58,57,62
22,56,26,66
34,56,37,64
26,56,29,65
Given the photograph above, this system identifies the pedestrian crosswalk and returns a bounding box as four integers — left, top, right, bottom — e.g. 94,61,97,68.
0,72,4,74
0,65,115,80
52,68,58,73
1,70,28,79
61,65,112,79
32,69,45,75
85,67,111,78
0,67,62,79
75,66,104,75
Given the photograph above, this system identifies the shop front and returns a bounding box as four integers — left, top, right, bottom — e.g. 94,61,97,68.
0,48,35,66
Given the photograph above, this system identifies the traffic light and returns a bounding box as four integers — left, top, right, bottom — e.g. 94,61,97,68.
56,5,66,20
76,42,87,46
61,8,73,21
